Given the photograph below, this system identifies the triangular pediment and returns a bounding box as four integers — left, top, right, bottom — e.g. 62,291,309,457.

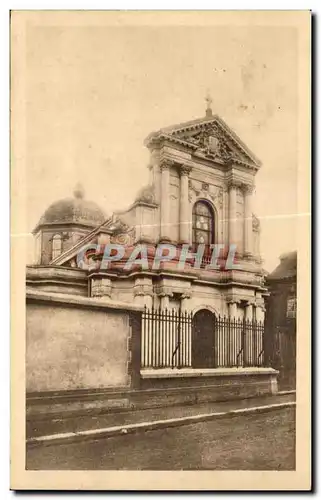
146,115,261,169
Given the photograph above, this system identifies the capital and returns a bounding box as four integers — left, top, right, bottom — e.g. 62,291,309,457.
179,164,192,176
227,297,241,305
158,291,174,298
242,183,255,195
227,179,243,190
160,159,174,171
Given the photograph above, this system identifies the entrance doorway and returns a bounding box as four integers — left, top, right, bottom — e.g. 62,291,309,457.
191,309,216,368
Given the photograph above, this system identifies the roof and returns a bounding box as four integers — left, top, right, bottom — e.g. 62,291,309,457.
144,113,261,169
33,185,106,233
267,251,297,281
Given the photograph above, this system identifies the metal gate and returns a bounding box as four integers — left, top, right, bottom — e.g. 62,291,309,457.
141,307,265,369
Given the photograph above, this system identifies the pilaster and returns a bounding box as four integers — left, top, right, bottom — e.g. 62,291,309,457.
243,184,255,257
228,181,238,247
179,164,192,244
159,160,173,243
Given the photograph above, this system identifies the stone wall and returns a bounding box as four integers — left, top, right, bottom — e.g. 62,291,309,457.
26,292,142,393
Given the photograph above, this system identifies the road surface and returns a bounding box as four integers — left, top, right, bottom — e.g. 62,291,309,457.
26,407,295,470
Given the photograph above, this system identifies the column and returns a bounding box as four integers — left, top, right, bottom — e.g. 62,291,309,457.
244,301,253,366
160,293,170,309
228,300,240,365
228,301,238,318
245,301,253,321
243,184,254,257
160,161,171,242
256,305,266,323
159,292,171,367
228,182,237,248
181,292,191,311
181,293,191,366
179,165,191,243
256,305,265,366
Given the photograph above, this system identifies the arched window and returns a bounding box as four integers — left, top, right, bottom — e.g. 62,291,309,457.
192,200,215,250
52,234,62,260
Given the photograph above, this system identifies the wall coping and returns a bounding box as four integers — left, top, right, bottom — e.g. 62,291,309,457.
26,289,144,313
140,367,279,379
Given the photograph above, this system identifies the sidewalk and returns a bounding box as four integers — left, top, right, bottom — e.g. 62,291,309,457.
27,391,295,445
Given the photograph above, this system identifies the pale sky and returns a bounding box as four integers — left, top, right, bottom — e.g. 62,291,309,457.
25,21,298,271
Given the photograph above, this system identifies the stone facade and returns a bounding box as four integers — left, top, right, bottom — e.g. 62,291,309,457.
29,112,267,322
25,110,280,411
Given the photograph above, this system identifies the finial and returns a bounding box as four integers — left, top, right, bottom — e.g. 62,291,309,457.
73,182,85,199
205,91,213,117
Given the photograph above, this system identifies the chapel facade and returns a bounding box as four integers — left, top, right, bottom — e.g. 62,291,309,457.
28,106,267,322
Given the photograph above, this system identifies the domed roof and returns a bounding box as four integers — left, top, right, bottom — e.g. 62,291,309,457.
34,184,106,232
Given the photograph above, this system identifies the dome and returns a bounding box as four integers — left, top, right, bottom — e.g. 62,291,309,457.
34,184,106,232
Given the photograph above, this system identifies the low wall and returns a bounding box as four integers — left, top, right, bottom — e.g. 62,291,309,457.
26,291,278,421
26,367,278,421
26,292,142,393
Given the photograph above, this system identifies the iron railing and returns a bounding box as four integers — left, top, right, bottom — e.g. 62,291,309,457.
141,307,265,369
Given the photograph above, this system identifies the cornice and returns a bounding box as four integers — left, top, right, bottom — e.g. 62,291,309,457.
145,116,261,170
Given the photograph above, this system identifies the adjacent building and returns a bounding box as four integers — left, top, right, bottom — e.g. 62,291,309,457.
265,251,297,390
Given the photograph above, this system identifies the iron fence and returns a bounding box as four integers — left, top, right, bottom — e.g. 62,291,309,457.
141,307,265,369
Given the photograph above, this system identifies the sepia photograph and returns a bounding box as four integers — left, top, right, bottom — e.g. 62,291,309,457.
10,10,311,490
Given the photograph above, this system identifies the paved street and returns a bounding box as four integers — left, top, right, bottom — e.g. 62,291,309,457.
27,392,295,439
27,407,295,470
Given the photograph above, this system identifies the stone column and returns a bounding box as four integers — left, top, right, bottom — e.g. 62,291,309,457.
179,165,191,243
181,293,192,366
228,301,238,318
160,293,170,309
243,184,254,257
256,305,266,323
181,292,191,310
244,301,254,366
245,301,253,321
160,161,171,242
159,292,171,367
228,299,240,365
228,182,238,248
256,305,265,366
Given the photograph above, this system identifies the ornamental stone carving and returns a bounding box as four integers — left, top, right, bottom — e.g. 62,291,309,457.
133,284,153,297
108,217,130,234
242,184,255,195
188,124,236,162
252,214,260,232
188,180,223,208
227,178,246,190
160,159,174,171
180,164,192,176
110,232,132,245
91,277,112,298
